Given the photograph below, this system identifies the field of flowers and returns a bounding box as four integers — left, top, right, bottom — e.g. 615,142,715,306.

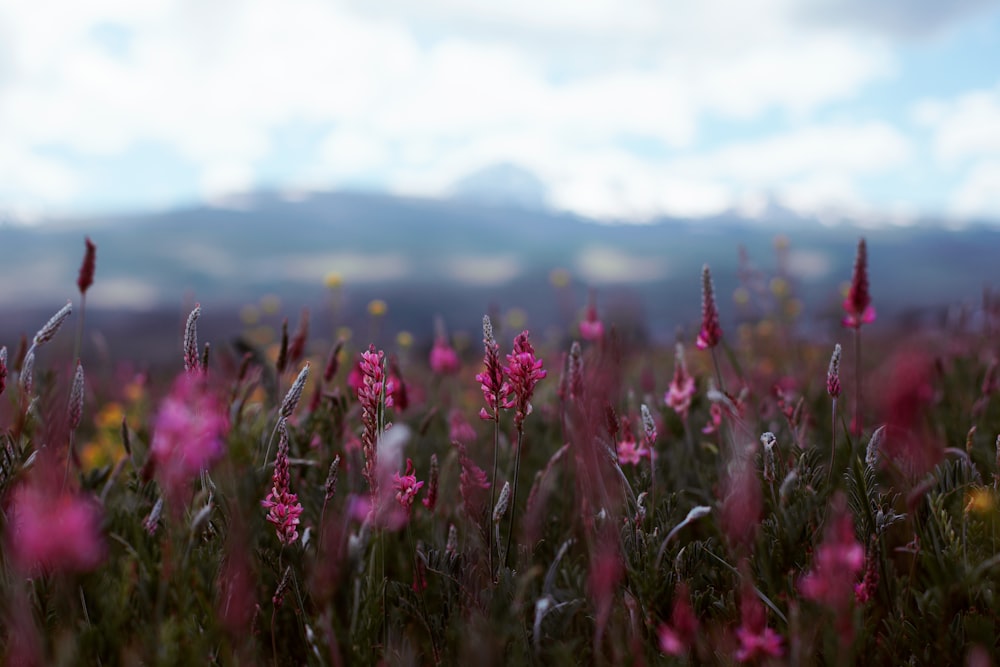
1,237,998,666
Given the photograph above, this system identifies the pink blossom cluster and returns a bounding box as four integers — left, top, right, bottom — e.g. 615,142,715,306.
262,422,304,546
505,331,547,428
5,482,105,574
735,581,783,662
658,583,699,656
148,373,229,505
392,458,424,514
357,345,394,498
429,336,460,375
799,495,864,640
664,343,696,419
617,416,649,466
579,296,604,342
476,316,514,421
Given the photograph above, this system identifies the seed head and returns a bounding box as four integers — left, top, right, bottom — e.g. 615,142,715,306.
183,304,201,373
68,361,85,431
827,343,842,399
33,301,73,349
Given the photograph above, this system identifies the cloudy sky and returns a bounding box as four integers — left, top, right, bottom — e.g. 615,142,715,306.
1,0,999,225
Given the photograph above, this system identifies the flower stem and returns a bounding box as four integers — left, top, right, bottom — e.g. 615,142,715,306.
488,415,499,580
503,426,524,571
828,397,838,485
854,327,862,436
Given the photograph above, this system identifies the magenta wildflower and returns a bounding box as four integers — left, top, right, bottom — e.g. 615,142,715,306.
505,330,547,428
842,238,876,329
448,409,476,445
696,264,723,350
454,440,490,519
358,345,394,499
800,495,864,615
616,416,649,466
702,402,723,434
476,315,513,421
393,458,424,514
0,346,6,397
579,291,604,342
658,583,699,656
734,579,784,662
262,420,304,546
5,482,105,574
665,343,696,419
148,373,229,505
430,318,461,375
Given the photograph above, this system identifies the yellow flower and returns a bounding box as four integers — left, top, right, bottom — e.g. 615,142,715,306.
368,299,388,317
549,268,571,288
397,331,414,348
325,272,343,289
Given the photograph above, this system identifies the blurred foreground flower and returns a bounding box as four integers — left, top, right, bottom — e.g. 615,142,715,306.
5,483,104,574
147,373,229,506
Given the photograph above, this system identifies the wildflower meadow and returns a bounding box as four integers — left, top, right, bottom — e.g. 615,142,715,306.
1,236,999,666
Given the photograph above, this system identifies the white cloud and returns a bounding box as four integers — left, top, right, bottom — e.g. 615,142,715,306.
0,0,927,221
916,85,1000,164
950,160,1000,219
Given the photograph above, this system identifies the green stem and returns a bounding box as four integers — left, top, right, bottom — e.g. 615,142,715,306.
503,426,525,571
488,415,500,580
828,397,838,485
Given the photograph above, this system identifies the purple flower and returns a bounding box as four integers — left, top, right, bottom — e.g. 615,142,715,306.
429,336,461,375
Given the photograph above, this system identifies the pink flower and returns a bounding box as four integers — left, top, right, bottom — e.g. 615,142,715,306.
454,440,490,519
658,583,699,656
448,409,476,444
616,416,648,466
800,495,864,617
393,458,424,513
842,238,876,329
696,264,723,350
702,402,723,434
358,345,393,499
476,316,514,421
735,579,783,662
665,343,696,419
429,335,460,375
579,292,604,342
505,330,547,428
262,421,304,546
148,373,229,505
5,483,105,574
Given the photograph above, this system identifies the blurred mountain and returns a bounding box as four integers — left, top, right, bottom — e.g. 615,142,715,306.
450,162,549,209
0,189,996,361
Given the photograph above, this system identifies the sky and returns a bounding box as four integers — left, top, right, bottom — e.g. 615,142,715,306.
1,0,1000,226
